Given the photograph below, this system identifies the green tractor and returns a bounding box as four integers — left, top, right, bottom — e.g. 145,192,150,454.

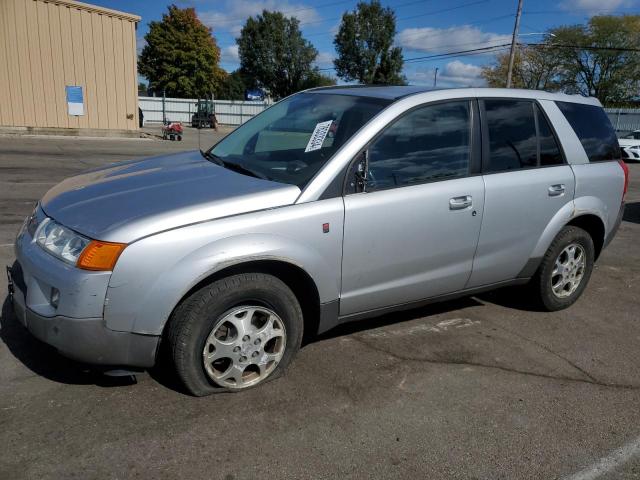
191,100,218,129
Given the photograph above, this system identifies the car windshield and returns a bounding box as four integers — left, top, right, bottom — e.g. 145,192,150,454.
208,93,391,187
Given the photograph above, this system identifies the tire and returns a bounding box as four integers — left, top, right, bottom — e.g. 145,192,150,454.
166,273,303,396
531,226,595,311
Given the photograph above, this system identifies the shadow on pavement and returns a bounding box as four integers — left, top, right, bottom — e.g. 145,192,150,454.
315,296,483,342
1,283,546,391
623,202,640,224
0,295,137,388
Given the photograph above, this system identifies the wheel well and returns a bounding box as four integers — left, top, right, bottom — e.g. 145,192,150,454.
172,260,321,342
567,214,605,259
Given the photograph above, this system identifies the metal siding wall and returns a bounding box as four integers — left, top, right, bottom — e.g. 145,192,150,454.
138,97,271,125
0,0,139,131
605,108,640,133
5,0,24,126
37,0,57,127
0,0,14,125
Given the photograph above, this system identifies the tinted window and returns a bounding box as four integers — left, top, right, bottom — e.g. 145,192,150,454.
536,104,563,166
366,101,471,191
556,101,620,162
484,99,537,172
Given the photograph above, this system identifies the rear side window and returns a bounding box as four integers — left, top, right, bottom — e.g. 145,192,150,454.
484,99,538,172
556,101,620,162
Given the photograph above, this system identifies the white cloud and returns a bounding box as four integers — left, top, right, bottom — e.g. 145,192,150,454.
221,45,239,63
397,26,511,54
314,51,334,68
561,0,632,14
200,0,321,36
406,61,486,87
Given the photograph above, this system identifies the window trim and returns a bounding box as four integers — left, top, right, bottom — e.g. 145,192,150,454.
479,98,567,175
342,98,480,196
534,102,568,167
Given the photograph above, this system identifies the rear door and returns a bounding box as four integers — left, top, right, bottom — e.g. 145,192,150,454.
466,98,575,288
340,100,484,316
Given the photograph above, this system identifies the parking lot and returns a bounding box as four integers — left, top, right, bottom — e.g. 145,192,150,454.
1,131,640,479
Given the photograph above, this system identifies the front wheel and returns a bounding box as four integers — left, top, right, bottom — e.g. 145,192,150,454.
166,273,303,396
531,226,595,311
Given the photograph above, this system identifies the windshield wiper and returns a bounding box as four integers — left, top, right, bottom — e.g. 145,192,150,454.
222,160,270,180
200,149,224,166
200,149,270,181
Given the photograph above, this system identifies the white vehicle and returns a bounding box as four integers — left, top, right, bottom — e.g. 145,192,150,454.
619,130,640,161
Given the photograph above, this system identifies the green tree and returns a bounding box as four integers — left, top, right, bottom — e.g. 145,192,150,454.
333,0,405,84
215,71,249,100
237,11,325,99
301,71,337,89
139,5,223,98
482,41,564,90
549,15,640,104
138,82,149,96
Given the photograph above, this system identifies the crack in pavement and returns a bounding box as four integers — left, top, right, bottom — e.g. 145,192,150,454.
349,335,640,391
484,321,599,384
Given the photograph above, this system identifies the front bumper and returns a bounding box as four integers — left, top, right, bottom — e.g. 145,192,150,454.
10,215,160,368
9,261,159,368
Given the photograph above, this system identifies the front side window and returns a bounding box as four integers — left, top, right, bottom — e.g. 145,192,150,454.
484,99,537,172
365,101,471,191
209,93,390,188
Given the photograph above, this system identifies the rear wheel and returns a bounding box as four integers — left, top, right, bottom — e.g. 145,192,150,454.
531,226,595,311
166,273,303,396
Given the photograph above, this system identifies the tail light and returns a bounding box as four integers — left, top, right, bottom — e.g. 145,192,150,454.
618,159,629,200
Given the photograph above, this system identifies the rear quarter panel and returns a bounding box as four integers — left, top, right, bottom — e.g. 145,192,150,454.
571,161,625,238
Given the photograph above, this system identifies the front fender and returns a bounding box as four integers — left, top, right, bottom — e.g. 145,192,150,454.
104,199,344,335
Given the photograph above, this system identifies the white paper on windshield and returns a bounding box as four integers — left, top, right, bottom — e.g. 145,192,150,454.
305,120,333,152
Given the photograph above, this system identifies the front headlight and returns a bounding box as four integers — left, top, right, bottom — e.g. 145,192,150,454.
629,145,640,151
36,219,90,265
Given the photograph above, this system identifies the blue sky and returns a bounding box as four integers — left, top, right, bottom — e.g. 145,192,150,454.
91,0,637,87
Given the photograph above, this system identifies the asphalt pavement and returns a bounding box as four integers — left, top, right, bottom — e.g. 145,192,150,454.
1,130,640,479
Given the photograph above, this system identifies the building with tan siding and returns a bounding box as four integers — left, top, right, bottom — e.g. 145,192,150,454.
0,0,140,134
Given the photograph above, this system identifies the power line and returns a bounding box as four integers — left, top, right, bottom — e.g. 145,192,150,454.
318,43,511,70
299,0,490,27
206,0,354,27
525,42,640,53
523,7,639,15
209,0,439,28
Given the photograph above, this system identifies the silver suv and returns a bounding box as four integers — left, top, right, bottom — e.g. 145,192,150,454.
9,87,628,395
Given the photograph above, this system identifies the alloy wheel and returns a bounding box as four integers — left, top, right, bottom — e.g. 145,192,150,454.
202,306,286,389
551,243,586,298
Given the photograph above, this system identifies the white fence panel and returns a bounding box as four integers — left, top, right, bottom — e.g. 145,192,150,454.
139,96,270,126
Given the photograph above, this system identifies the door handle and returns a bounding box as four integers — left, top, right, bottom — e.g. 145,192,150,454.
548,184,565,197
449,195,472,210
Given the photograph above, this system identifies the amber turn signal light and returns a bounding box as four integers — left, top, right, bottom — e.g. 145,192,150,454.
76,240,127,271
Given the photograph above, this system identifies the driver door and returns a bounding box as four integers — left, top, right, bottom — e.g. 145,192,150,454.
339,100,484,316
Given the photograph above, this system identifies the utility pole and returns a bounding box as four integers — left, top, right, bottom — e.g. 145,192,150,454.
434,67,439,87
506,0,524,88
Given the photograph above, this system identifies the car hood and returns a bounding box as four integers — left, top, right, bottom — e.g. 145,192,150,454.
40,150,301,243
